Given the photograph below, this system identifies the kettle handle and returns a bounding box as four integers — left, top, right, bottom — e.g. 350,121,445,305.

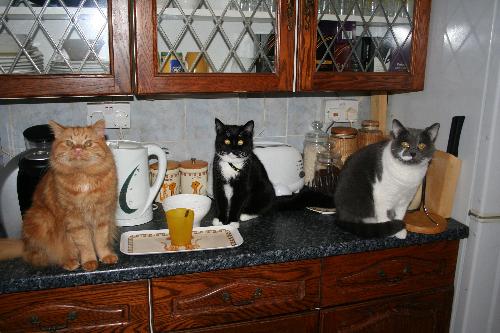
139,144,167,216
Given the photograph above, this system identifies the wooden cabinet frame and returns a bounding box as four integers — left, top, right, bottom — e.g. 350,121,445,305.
0,0,132,98
296,0,432,92
134,0,296,94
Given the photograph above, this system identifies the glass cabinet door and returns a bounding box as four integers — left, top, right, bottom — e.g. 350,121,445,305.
135,0,295,94
0,0,131,98
297,0,431,91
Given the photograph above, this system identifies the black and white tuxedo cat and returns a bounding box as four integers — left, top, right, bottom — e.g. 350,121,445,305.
212,118,332,228
212,119,275,228
334,119,440,239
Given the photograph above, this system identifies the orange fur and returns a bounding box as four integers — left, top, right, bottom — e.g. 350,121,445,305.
9,120,118,271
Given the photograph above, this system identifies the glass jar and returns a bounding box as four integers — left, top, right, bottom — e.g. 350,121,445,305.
329,126,358,165
357,120,385,148
311,147,342,195
303,121,329,187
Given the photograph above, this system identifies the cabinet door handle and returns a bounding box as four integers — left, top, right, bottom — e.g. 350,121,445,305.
30,311,78,332
287,0,295,31
221,288,263,306
304,0,315,30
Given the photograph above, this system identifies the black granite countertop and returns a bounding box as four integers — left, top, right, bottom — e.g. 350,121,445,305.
0,205,468,295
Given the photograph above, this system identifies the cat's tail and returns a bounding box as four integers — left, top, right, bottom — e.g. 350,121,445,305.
273,188,335,211
0,239,23,260
335,219,405,239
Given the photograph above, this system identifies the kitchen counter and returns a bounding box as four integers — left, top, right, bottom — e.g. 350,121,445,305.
0,205,468,294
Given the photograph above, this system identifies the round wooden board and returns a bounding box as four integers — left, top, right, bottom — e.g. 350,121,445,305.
404,211,448,234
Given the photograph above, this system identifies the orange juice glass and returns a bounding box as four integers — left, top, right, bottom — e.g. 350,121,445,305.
166,208,194,246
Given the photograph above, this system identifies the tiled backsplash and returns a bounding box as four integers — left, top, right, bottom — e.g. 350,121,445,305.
0,95,370,166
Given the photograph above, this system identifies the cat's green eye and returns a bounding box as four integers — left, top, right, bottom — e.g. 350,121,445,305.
401,141,410,149
237,139,244,146
65,140,74,147
224,139,231,145
417,143,426,150
84,140,92,147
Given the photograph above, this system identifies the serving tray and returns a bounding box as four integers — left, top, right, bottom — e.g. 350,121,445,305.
120,225,243,255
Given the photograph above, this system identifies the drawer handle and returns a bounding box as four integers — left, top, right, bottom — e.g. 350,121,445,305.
378,270,386,278
403,265,412,274
287,0,295,31
221,288,263,306
30,311,78,332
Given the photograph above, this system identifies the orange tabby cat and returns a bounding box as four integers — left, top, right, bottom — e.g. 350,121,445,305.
0,120,118,271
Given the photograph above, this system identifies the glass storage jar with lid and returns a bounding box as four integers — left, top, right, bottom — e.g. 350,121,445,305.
329,126,358,165
303,121,329,186
311,145,342,195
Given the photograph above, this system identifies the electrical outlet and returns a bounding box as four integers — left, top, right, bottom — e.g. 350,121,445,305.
87,103,131,128
324,99,359,123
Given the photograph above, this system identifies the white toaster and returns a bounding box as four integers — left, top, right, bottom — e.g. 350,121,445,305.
253,141,304,196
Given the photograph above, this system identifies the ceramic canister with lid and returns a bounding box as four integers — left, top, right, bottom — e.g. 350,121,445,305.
179,158,209,195
357,120,385,148
303,121,329,187
150,160,180,203
329,126,358,165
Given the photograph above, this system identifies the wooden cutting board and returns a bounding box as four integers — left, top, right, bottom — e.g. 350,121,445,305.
425,150,462,218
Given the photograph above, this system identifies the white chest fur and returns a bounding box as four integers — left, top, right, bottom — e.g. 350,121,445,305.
218,154,246,182
371,145,429,221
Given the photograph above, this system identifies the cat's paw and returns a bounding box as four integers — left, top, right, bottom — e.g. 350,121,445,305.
240,214,258,221
229,222,240,228
82,260,99,271
394,229,407,239
101,253,118,265
62,259,80,271
212,218,223,226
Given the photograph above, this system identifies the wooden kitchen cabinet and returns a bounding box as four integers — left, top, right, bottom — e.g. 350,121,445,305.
0,0,132,98
297,0,432,92
134,0,432,95
134,0,295,94
151,259,321,332
0,281,149,332
320,287,454,333
0,241,460,333
321,240,459,307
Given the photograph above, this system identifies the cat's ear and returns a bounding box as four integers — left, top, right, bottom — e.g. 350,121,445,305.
243,120,254,134
391,119,406,138
92,119,106,138
426,123,440,142
215,118,224,133
48,120,65,138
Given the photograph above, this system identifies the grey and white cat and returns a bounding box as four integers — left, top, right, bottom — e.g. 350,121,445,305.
334,119,440,239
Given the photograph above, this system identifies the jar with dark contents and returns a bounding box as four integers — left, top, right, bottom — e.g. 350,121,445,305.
311,148,342,195
357,120,385,148
329,126,358,165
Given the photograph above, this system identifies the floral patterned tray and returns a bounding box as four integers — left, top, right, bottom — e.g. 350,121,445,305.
119,225,243,255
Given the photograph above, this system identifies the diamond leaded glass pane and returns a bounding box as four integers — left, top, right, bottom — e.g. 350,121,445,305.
157,0,276,73
0,0,110,75
316,0,413,73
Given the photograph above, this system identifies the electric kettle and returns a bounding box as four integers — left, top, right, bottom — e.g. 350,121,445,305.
107,140,167,227
0,124,54,238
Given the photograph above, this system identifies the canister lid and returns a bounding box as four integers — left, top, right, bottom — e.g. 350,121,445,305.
150,160,179,170
331,127,358,138
180,158,208,169
361,120,380,130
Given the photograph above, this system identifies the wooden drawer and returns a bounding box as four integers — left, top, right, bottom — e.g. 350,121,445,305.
151,260,321,331
0,281,149,332
181,311,318,333
320,287,454,333
321,240,459,306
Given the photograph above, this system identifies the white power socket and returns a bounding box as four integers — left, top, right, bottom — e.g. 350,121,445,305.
87,103,131,128
324,99,359,123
